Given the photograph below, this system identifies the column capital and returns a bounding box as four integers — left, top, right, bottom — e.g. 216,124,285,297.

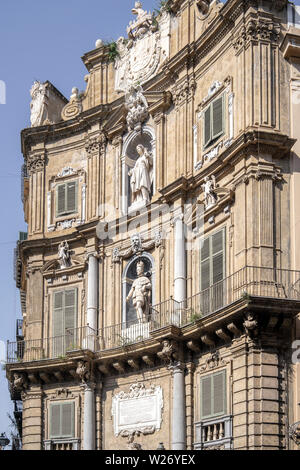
168,361,186,374
80,381,96,392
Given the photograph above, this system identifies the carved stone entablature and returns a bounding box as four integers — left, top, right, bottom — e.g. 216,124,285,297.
172,77,196,107
125,85,149,132
112,382,163,437
233,17,281,53
112,232,163,263
157,339,179,364
200,351,227,372
85,132,107,156
26,152,46,175
57,167,77,178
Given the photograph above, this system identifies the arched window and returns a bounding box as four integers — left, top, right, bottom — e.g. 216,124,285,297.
122,253,155,324
121,127,156,214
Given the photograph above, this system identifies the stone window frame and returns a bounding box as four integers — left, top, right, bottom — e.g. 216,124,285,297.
47,167,86,232
194,78,234,170
44,394,81,449
121,125,156,216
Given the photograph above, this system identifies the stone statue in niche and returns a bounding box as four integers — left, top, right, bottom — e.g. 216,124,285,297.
126,260,152,322
202,175,217,209
128,144,153,208
58,241,71,269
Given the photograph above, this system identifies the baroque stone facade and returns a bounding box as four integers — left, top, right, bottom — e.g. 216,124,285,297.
6,0,300,451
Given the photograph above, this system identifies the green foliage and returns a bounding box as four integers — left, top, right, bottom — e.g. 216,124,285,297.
156,0,173,14
105,41,119,62
1,363,6,371
189,308,203,323
241,291,250,301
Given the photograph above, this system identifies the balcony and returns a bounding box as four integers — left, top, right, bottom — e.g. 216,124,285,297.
194,415,233,450
6,266,300,364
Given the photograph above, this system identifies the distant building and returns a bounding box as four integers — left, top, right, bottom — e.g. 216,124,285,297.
6,0,300,450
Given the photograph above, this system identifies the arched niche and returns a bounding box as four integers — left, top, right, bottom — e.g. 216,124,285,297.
122,252,155,324
121,126,156,215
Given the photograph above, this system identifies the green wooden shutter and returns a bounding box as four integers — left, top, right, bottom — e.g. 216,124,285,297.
212,96,224,140
53,291,64,356
57,184,66,216
50,402,75,438
204,106,211,147
200,238,210,291
201,370,226,419
212,230,224,284
201,375,212,418
61,402,75,438
50,403,61,438
213,371,226,415
64,289,77,350
66,181,77,214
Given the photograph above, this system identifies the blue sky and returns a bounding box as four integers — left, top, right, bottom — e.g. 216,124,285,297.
0,0,156,446
0,0,300,449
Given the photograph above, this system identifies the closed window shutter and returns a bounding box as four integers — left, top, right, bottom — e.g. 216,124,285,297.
57,184,66,216
200,238,210,290
201,375,212,418
66,181,77,213
212,96,223,139
50,402,75,438
212,230,224,284
213,371,226,415
53,291,64,356
50,403,61,438
204,107,211,147
201,371,226,419
61,402,75,438
64,289,77,349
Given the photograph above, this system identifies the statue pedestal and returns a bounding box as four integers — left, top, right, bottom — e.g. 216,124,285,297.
128,199,147,214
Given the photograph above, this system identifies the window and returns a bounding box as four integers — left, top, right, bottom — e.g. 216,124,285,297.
56,181,78,217
52,289,78,356
200,370,226,419
203,95,224,148
200,228,225,314
50,402,75,439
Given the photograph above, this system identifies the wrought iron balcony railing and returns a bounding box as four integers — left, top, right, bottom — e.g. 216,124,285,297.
6,266,300,363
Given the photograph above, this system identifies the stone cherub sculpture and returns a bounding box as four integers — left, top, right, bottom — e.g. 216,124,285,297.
126,260,152,322
202,175,217,209
58,241,71,269
128,144,153,207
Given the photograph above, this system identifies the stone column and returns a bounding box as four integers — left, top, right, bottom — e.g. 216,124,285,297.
170,362,186,450
174,213,186,303
82,383,96,450
86,253,98,351
87,254,98,331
